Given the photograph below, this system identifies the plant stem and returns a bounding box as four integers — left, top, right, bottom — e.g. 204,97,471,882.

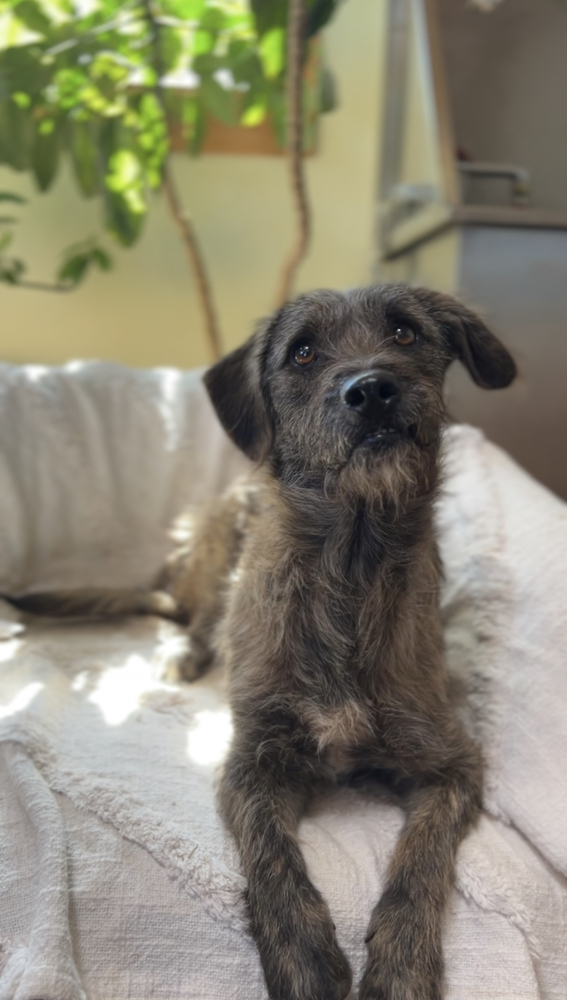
2,279,73,293
162,162,223,360
142,0,223,361
274,0,311,308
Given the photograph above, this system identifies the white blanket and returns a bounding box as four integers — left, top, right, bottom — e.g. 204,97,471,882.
0,361,565,1000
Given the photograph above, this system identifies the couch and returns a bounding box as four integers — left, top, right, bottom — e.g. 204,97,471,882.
0,360,565,1000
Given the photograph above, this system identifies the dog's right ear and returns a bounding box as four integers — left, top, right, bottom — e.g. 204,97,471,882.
411,288,516,389
204,329,272,462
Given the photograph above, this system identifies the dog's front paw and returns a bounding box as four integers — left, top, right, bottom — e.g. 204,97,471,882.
359,961,442,1000
360,903,443,1000
156,628,213,683
174,636,213,682
262,933,352,1000
254,896,352,1000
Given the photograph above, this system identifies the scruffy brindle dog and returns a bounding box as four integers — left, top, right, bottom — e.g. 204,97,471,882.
11,285,516,1000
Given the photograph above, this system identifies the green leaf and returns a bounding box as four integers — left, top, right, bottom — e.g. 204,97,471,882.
228,47,264,89
13,0,52,36
158,26,184,73
91,53,130,86
52,67,90,112
32,117,61,191
139,93,163,127
0,232,14,252
105,149,142,193
267,87,286,147
193,29,215,56
99,116,128,166
250,0,288,37
70,119,101,197
192,52,220,76
38,117,55,136
241,96,267,127
0,192,26,204
91,247,112,271
0,99,33,171
162,0,206,16
105,191,144,247
200,6,228,32
319,66,336,113
122,185,146,214
12,91,31,110
175,95,205,155
251,0,339,38
0,258,26,285
2,46,47,96
258,27,285,80
200,77,239,127
306,0,340,37
137,95,168,189
58,251,90,286
57,240,112,285
189,99,207,155
0,216,18,224
0,105,11,166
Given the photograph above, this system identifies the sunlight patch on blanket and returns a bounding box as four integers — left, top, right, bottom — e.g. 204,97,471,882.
88,654,163,726
187,709,233,766
0,637,23,663
25,365,49,382
0,680,43,718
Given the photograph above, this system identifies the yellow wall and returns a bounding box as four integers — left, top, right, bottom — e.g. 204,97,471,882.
0,0,388,369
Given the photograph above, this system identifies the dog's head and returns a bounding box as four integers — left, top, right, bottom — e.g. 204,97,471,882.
205,285,515,502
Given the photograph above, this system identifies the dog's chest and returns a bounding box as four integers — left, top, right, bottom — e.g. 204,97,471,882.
299,698,377,772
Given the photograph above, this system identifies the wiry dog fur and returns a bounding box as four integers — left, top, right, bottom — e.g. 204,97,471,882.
9,285,516,1000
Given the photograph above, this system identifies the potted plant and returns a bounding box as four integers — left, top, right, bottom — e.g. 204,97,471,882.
0,0,340,357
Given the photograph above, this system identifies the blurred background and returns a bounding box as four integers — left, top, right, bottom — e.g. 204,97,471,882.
1,0,566,497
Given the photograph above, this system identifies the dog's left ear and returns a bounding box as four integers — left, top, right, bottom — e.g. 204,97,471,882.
413,288,517,389
204,324,273,462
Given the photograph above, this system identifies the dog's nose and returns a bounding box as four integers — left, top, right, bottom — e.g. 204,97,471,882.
341,371,401,418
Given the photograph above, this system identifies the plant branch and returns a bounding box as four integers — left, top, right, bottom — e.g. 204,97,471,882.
142,0,223,361
2,280,74,293
274,0,311,308
161,162,223,360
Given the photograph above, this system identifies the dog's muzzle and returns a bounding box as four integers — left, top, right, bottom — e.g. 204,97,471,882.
341,370,413,448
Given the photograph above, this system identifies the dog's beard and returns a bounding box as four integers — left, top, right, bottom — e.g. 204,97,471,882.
329,433,441,513
273,395,444,512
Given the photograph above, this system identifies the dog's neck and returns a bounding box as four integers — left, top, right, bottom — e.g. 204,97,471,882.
266,463,440,588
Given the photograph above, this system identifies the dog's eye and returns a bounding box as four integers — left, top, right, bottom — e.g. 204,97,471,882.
393,325,416,346
292,341,317,366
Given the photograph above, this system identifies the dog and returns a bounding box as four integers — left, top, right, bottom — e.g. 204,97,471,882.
9,284,516,1000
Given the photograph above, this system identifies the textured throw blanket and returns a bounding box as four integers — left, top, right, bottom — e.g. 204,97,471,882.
0,361,565,1000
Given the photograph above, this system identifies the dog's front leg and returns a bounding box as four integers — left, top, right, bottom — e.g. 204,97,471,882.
359,750,482,1000
219,745,353,1000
